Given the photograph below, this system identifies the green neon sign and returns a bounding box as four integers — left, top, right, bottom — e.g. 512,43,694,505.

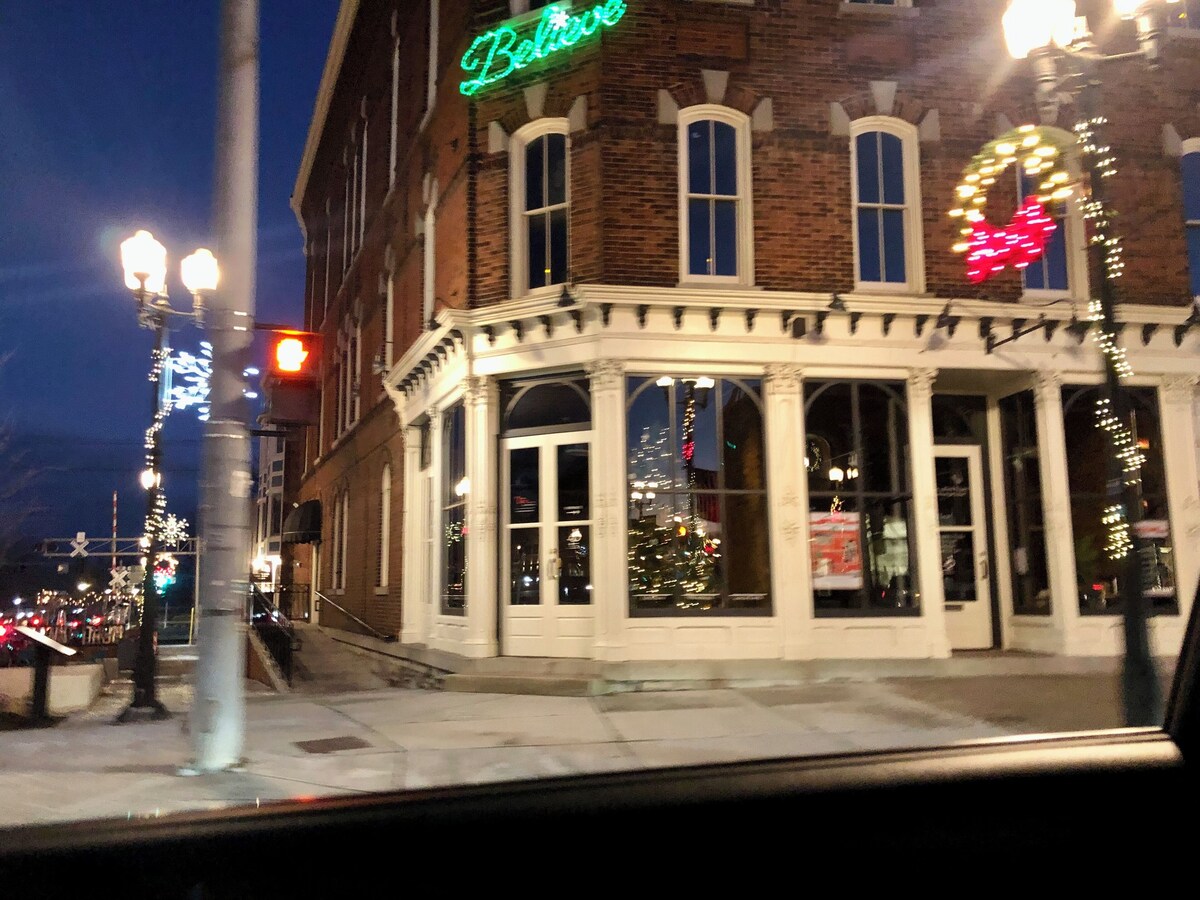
459,1,628,97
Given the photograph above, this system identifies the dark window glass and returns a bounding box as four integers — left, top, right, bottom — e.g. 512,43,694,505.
502,376,591,434
528,212,548,289
524,132,568,290
688,121,711,195
549,207,568,285
714,200,738,276
686,118,740,278
855,130,908,285
1019,172,1070,292
1000,391,1050,615
1183,153,1200,296
855,132,880,205
546,133,567,206
882,208,907,284
626,376,769,615
806,380,917,615
525,137,544,212
713,121,737,196
688,198,711,276
881,132,905,205
1062,386,1177,616
857,210,882,283
442,403,467,614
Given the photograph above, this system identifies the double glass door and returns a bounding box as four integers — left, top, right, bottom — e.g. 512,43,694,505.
501,431,593,657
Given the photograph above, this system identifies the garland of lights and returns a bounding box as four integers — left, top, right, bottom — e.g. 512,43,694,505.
1075,114,1143,562
949,124,1077,284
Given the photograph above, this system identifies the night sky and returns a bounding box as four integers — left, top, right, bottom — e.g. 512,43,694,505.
0,1,340,549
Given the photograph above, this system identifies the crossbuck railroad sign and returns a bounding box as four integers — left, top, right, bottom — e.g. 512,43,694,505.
69,532,88,558
109,567,130,590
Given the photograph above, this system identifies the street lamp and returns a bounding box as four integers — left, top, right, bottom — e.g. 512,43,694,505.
117,229,217,723
1001,0,1179,725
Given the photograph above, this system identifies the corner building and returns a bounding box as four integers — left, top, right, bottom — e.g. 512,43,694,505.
291,0,1200,665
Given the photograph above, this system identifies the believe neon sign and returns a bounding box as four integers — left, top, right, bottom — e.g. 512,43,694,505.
459,1,628,97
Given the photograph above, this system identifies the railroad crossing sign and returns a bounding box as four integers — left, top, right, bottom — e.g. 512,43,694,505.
41,536,198,558
110,567,130,590
69,532,88,558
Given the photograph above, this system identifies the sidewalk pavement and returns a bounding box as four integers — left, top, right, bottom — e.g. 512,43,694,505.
0,664,1170,832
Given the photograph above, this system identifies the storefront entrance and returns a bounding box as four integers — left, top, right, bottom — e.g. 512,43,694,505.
500,430,594,657
935,445,994,650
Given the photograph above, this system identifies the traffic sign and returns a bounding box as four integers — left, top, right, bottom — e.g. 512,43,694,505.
69,532,88,558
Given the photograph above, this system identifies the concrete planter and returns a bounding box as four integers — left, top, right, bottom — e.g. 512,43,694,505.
0,664,104,715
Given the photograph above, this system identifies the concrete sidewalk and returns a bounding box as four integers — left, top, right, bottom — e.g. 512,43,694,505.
0,664,1171,832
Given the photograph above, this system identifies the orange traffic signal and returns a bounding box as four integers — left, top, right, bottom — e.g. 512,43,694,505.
262,330,321,426
275,337,309,373
267,331,319,380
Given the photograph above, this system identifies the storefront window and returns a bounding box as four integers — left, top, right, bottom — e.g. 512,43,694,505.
441,403,467,614
626,376,769,615
1062,385,1177,615
805,380,918,615
1000,390,1051,615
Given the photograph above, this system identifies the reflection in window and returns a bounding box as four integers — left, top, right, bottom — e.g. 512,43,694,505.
626,376,769,614
501,375,591,434
1000,391,1050,615
684,116,742,279
1062,386,1177,615
441,403,467,614
805,381,917,614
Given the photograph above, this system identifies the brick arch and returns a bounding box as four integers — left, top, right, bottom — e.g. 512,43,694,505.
838,89,925,129
663,73,762,119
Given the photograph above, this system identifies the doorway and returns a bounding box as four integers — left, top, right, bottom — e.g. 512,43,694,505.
935,445,994,650
500,431,594,657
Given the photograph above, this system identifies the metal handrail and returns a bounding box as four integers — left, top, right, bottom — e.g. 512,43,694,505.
314,590,397,643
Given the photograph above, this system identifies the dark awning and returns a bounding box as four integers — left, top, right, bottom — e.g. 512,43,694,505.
282,500,321,544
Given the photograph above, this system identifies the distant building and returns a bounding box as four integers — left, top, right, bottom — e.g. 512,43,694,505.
288,0,1200,662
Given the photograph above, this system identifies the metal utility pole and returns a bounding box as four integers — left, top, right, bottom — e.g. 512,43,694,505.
189,0,259,771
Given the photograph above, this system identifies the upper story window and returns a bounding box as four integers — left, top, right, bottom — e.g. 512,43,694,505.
511,120,570,296
1016,132,1087,301
1182,147,1200,298
850,117,924,293
679,106,754,285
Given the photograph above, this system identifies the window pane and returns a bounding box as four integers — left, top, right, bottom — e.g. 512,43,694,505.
855,132,880,205
510,447,539,524
628,378,676,498
528,211,548,289
1000,390,1051,615
881,132,905,205
713,121,737,197
443,505,466,610
864,497,917,611
503,379,591,432
935,457,972,526
557,443,589,520
805,382,854,495
882,208,906,284
678,381,718,490
525,136,545,211
721,381,765,492
1042,218,1069,290
1182,152,1200,221
714,199,738,276
688,121,711,195
1187,228,1200,297
558,525,591,605
444,404,466,501
723,493,769,606
509,527,540,605
546,132,567,206
549,207,568,285
941,531,978,602
689,198,712,276
857,208,882,283
858,382,908,494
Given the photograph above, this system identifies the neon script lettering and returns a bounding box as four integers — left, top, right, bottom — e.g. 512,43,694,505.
459,1,628,97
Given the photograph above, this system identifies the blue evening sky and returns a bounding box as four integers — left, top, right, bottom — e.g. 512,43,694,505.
0,1,340,543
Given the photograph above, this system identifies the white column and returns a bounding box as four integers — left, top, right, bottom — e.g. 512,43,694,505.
1158,376,1200,634
587,360,628,661
763,364,812,659
400,423,424,645
908,368,950,658
464,376,499,657
1033,369,1080,653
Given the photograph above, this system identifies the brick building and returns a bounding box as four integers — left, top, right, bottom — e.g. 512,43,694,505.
289,0,1200,664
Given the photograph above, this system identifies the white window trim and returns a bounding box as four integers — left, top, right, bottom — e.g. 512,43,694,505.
384,271,395,367
420,0,440,131
677,104,755,287
1017,134,1090,304
423,182,439,328
378,463,392,589
849,116,926,295
338,491,349,591
510,118,571,298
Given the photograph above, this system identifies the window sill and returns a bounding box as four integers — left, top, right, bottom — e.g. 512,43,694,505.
373,586,389,596
838,2,919,19
674,281,761,291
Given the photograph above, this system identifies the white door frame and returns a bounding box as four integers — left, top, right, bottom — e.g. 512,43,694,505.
935,444,994,650
500,430,595,657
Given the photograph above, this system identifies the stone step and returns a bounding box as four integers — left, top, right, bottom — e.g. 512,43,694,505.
442,673,608,697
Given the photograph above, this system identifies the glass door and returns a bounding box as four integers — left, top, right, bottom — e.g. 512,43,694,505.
935,445,994,650
501,431,593,657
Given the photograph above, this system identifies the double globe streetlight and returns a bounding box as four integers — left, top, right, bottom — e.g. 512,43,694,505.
1001,0,1181,725
116,230,219,721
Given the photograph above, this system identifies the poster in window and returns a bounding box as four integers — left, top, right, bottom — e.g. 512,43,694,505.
810,511,863,590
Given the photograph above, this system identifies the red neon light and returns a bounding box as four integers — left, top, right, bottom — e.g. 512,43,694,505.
963,198,1058,285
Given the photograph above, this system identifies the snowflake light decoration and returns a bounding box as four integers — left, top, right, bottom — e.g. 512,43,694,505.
160,513,190,547
168,341,213,421
549,5,570,29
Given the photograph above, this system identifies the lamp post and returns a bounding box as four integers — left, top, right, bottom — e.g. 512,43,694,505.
117,230,218,722
1002,0,1180,725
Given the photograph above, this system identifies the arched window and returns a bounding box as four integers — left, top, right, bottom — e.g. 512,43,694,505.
1182,141,1200,298
1016,126,1089,300
377,463,392,589
679,106,754,285
850,117,924,293
511,120,570,295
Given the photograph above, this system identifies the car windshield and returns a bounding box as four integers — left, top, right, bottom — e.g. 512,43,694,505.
1,0,1198,832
